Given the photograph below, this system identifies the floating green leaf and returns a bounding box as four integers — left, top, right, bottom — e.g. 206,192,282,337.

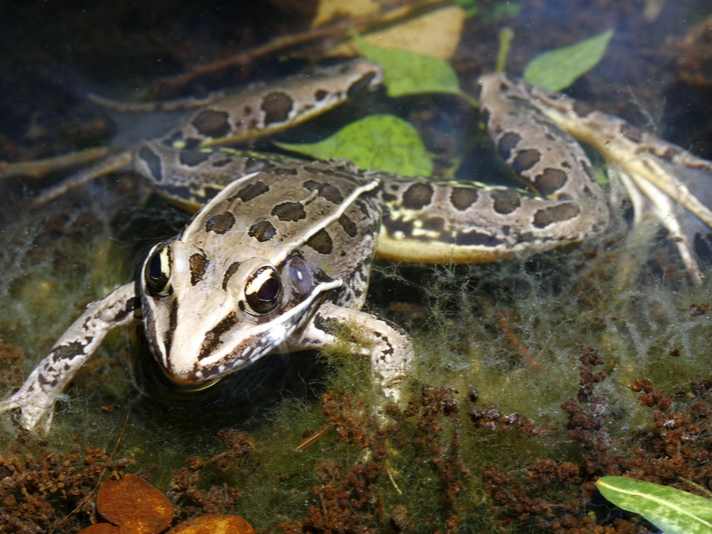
597,477,712,534
352,31,478,106
523,29,614,92
274,114,433,177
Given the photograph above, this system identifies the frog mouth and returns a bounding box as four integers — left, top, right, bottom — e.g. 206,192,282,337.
165,375,223,392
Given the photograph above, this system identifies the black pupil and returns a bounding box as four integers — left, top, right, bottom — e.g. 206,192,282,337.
257,277,279,301
149,252,163,280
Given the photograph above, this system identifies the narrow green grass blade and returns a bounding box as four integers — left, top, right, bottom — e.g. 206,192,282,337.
274,114,433,177
597,477,712,534
523,29,614,91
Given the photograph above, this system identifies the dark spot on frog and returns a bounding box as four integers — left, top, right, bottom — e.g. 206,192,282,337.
205,211,236,234
347,72,377,98
422,217,444,232
139,146,163,182
261,92,294,125
497,132,522,161
580,160,594,180
162,184,191,202
573,100,593,118
533,203,579,228
532,116,569,140
457,230,503,247
212,158,233,168
381,212,414,237
303,180,344,203
192,110,231,139
202,186,222,202
244,106,252,115
315,89,328,101
661,146,682,161
229,181,270,203
534,168,567,196
450,187,479,211
512,149,541,174
402,183,433,210
179,150,211,167
274,167,298,176
244,157,274,173
161,131,183,148
272,202,306,222
491,189,521,214
222,261,241,291
189,253,209,286
198,312,239,360
620,123,643,143
305,229,333,254
248,220,277,242
338,214,358,237
508,95,540,113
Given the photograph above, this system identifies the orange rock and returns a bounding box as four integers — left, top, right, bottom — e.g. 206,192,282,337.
166,515,256,534
76,523,120,534
97,474,173,534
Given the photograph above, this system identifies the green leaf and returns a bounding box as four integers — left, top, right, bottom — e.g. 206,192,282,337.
351,30,478,106
597,477,712,534
274,114,433,177
451,0,479,17
523,29,614,92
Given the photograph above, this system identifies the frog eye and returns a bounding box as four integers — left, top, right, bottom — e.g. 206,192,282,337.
145,243,172,297
244,266,282,315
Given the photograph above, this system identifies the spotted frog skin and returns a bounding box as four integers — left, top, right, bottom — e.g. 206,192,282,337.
2,60,712,431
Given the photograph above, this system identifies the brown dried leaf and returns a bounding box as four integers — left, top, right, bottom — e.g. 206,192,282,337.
97,474,173,533
76,524,121,534
166,515,256,534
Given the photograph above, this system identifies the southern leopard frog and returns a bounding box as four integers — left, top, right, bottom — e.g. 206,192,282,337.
2,59,712,431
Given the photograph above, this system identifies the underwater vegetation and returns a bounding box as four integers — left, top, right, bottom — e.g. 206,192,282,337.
1,1,712,532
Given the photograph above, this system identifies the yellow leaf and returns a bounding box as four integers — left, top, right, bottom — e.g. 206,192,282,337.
312,0,466,61
312,0,380,28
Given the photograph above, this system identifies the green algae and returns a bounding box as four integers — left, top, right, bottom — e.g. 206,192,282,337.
2,173,712,532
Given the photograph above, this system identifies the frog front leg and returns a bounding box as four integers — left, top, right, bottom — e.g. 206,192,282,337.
0,283,140,431
287,302,413,404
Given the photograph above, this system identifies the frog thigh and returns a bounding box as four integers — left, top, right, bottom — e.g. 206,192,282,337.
287,302,413,404
0,282,139,431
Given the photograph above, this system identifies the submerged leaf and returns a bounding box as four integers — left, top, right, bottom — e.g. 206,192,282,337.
597,476,712,534
167,515,256,533
77,524,121,534
97,474,173,534
275,114,433,177
352,31,475,104
523,29,614,91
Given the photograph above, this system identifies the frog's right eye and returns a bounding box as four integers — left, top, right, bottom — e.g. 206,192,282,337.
145,243,172,297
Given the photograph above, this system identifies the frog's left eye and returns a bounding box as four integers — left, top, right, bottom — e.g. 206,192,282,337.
244,266,282,315
145,243,172,297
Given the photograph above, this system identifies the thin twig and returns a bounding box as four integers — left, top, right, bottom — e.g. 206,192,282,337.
148,0,449,94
